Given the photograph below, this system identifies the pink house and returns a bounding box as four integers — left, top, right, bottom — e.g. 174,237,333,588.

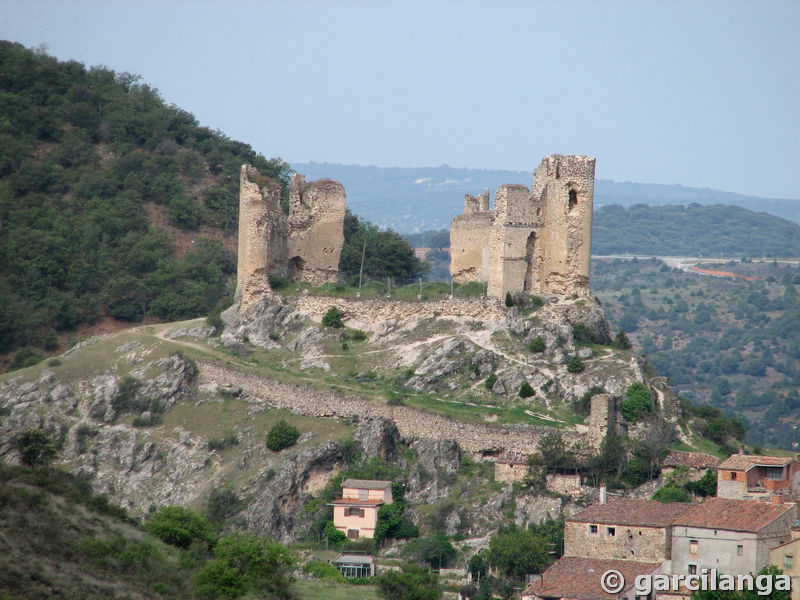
330,479,393,539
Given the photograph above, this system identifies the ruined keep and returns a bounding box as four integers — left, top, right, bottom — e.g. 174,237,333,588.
235,165,346,304
450,154,595,299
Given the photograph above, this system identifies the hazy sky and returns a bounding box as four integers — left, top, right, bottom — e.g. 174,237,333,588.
2,0,798,198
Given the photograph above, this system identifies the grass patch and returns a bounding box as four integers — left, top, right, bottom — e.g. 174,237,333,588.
292,579,381,600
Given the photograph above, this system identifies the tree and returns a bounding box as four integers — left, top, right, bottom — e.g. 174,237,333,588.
634,417,675,479
613,331,632,349
266,419,300,451
147,506,217,549
196,533,295,600
377,563,442,600
14,429,57,467
402,535,456,569
566,355,584,373
519,381,535,398
621,382,654,422
652,484,692,503
487,526,550,581
528,336,546,353
321,306,344,328
685,468,718,497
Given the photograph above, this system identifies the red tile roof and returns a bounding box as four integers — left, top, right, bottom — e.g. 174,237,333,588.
662,451,720,470
672,497,795,532
718,454,792,471
522,557,660,600
567,498,694,528
330,498,384,507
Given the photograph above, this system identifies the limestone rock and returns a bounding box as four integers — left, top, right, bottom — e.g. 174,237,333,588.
354,417,400,461
241,442,344,543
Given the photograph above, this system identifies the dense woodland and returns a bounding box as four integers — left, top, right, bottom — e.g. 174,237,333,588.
0,42,421,366
593,258,800,448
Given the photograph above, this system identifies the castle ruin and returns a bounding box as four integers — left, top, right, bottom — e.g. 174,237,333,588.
450,154,595,299
235,164,346,305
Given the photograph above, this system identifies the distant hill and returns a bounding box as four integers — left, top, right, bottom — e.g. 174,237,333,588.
592,204,800,258
292,162,800,232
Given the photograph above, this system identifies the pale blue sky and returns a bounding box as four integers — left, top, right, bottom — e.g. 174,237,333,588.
1,0,798,198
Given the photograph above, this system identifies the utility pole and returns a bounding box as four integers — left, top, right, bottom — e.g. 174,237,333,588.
357,238,366,298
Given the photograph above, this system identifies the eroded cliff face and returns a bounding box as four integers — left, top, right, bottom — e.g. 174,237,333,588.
0,290,674,542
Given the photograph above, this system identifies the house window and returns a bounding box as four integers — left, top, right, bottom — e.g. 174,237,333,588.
358,489,369,501
347,528,359,540
345,508,365,518
785,555,794,570
690,540,698,555
607,527,616,537
730,472,737,480
688,564,698,575
766,467,784,481
737,545,743,556
590,525,598,534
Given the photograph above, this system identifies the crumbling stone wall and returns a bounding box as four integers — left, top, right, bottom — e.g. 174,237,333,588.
235,165,346,305
450,154,595,299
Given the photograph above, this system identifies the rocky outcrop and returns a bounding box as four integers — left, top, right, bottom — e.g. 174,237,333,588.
239,441,344,543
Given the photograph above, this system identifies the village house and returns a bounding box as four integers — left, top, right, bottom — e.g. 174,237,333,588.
670,497,795,576
330,479,393,540
563,495,694,563
716,454,800,501
526,493,796,600
769,527,800,600
521,556,662,600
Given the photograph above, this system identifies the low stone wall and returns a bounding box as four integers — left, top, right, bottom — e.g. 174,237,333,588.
198,361,582,455
291,295,506,327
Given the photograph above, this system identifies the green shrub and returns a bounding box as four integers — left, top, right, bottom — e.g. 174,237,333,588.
505,292,514,307
613,331,632,349
322,306,344,328
528,336,546,353
349,329,367,341
112,375,142,413
653,485,692,503
484,373,498,390
566,355,584,373
8,347,45,371
14,429,57,467
267,274,290,290
147,506,217,549
206,309,223,332
620,382,654,422
266,419,300,451
323,520,347,547
529,295,544,309
206,484,243,527
621,457,650,487
47,358,63,367
303,560,346,583
519,382,535,398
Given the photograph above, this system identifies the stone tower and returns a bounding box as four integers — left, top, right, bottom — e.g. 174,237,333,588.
449,154,595,299
235,165,346,306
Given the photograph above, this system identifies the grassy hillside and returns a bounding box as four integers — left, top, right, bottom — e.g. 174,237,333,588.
0,41,291,363
592,257,800,448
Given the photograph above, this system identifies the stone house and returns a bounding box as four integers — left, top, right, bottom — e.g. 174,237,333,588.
564,497,694,563
521,556,662,600
769,528,800,600
716,454,800,501
661,451,720,480
670,497,795,577
330,479,393,540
